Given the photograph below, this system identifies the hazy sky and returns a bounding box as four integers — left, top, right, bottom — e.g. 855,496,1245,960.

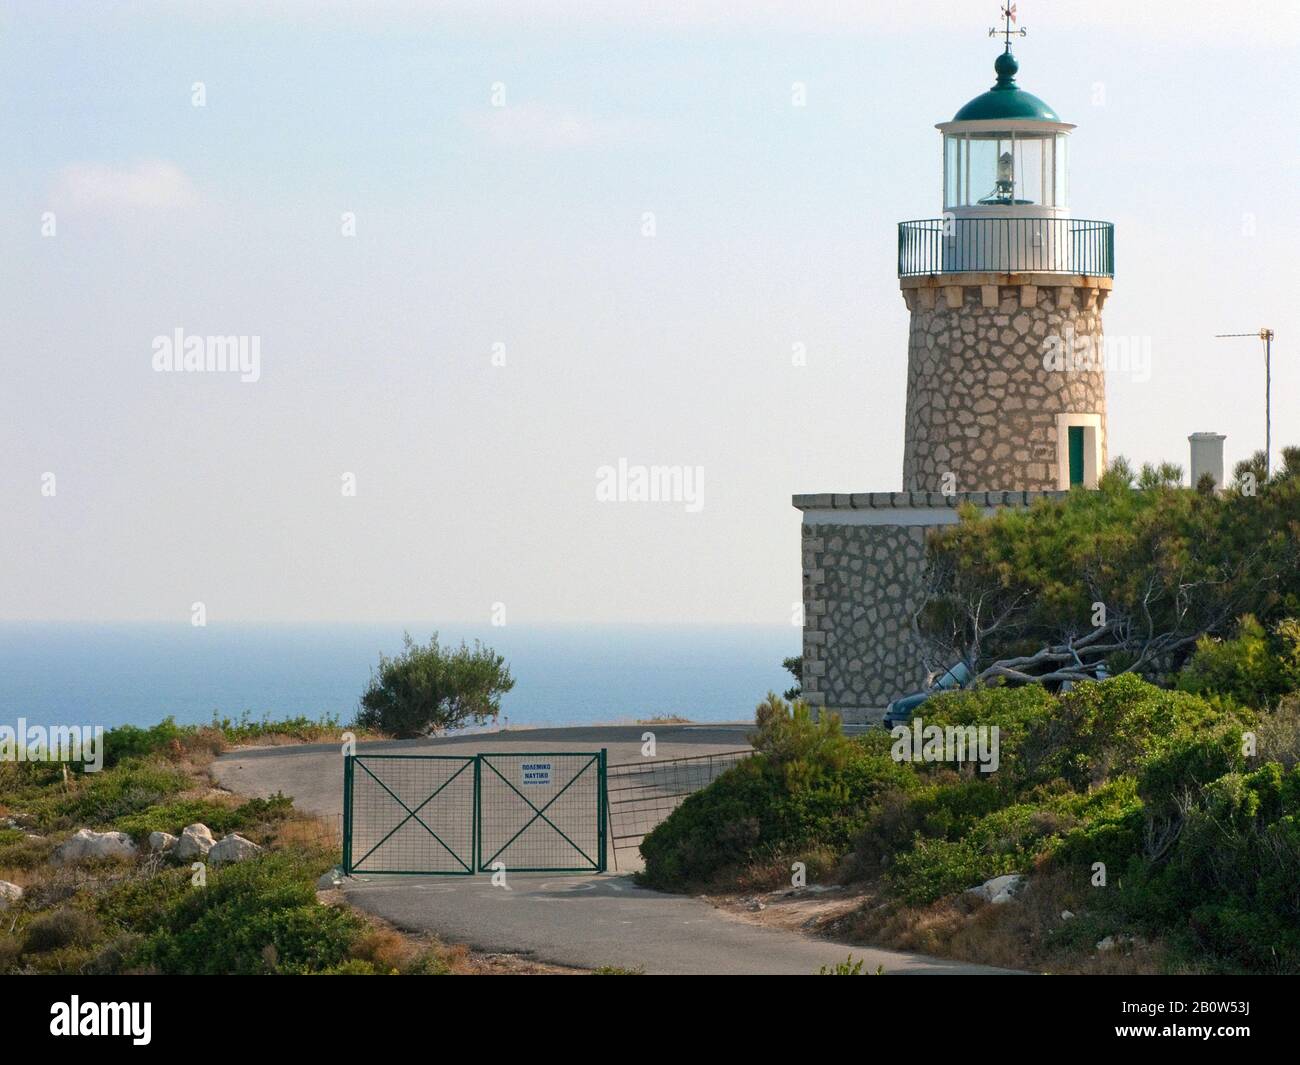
2,0,1297,625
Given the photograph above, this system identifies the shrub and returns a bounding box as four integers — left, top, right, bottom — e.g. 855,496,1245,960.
639,694,917,889
1258,695,1300,769
113,792,293,840
23,908,102,954
46,760,191,830
1178,615,1300,708
139,851,364,974
355,633,514,738
102,718,191,768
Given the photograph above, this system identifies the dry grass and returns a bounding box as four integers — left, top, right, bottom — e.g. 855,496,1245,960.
830,868,1167,974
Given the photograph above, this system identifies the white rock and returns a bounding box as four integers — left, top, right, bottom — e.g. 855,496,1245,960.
52,828,138,865
0,880,23,910
173,823,215,862
965,873,1026,903
208,833,262,866
1096,935,1117,951
1061,910,1076,920
148,831,178,854
316,867,344,890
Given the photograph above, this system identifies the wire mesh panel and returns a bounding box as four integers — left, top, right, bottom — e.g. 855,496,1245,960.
477,752,604,873
605,750,753,868
345,755,476,875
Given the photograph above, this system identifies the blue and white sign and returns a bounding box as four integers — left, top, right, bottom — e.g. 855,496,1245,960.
521,761,552,786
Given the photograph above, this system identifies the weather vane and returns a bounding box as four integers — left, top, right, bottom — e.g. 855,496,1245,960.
989,4,1027,50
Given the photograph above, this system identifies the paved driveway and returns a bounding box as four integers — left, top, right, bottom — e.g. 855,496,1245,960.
212,725,1014,975
342,872,1012,975
211,722,754,826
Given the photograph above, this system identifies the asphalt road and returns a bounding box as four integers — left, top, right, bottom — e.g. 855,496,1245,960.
342,872,1011,975
211,723,755,826
212,725,1012,975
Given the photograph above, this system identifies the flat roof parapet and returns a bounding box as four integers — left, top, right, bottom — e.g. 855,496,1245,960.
792,489,1070,512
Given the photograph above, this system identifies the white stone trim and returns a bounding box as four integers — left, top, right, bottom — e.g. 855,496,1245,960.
1055,413,1103,489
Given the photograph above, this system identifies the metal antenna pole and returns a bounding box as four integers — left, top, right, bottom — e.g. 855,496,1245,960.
1217,329,1277,480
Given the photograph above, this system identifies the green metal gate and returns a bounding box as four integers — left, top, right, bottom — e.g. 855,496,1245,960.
343,750,606,875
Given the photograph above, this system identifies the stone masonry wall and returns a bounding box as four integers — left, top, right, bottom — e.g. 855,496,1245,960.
800,521,930,723
797,491,1068,725
901,279,1108,493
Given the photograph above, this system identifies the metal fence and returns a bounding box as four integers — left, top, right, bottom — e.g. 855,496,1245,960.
343,751,606,875
605,749,753,869
897,217,1114,277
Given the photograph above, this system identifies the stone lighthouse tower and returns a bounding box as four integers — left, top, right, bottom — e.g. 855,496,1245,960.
899,16,1114,493
792,14,1119,721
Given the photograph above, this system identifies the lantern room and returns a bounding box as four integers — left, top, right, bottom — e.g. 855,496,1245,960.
939,50,1072,217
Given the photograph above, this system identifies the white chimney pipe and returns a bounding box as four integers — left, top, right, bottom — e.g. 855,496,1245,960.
1189,432,1226,490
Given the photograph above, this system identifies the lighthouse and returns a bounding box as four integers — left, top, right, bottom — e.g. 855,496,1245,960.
793,10,1119,722
898,11,1114,493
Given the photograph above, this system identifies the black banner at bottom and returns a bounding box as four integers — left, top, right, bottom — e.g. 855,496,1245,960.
1,973,1294,1051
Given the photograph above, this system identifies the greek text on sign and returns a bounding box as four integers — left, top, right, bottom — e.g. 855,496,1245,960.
521,761,552,785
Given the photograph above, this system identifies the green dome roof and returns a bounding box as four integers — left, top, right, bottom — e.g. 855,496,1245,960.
953,50,1061,122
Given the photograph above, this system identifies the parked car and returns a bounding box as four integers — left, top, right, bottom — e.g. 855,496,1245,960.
882,660,1110,727
881,661,971,728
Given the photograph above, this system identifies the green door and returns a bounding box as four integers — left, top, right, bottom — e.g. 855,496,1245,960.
1068,426,1085,486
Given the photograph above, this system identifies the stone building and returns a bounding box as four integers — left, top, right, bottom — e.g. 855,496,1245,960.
796,33,1115,723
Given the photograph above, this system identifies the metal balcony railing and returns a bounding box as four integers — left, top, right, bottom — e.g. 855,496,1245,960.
897,217,1114,278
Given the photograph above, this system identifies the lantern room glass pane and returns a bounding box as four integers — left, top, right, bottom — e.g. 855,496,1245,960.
944,135,961,208
1054,134,1069,207
968,136,1001,205
1016,136,1044,205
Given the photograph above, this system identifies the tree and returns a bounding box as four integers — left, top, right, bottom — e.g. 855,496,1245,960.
355,633,514,738
914,455,1300,688
781,655,803,700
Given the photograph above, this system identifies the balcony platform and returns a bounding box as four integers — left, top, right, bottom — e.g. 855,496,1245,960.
898,217,1114,278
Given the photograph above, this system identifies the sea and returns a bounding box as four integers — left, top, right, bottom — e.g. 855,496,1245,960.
0,623,797,731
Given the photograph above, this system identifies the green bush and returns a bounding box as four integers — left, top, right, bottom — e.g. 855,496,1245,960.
23,909,102,954
37,760,192,830
1178,616,1300,708
639,694,917,889
888,835,1021,906
102,718,191,768
135,851,364,974
356,632,515,738
113,792,293,840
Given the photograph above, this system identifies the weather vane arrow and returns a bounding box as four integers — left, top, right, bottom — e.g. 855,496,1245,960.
989,3,1028,49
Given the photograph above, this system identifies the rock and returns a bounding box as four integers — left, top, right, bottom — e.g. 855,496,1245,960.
0,880,23,910
148,831,178,854
52,828,138,865
173,823,215,862
965,873,1026,904
316,867,344,890
208,833,263,866
1096,933,1143,953
746,899,766,912
1061,910,1076,921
